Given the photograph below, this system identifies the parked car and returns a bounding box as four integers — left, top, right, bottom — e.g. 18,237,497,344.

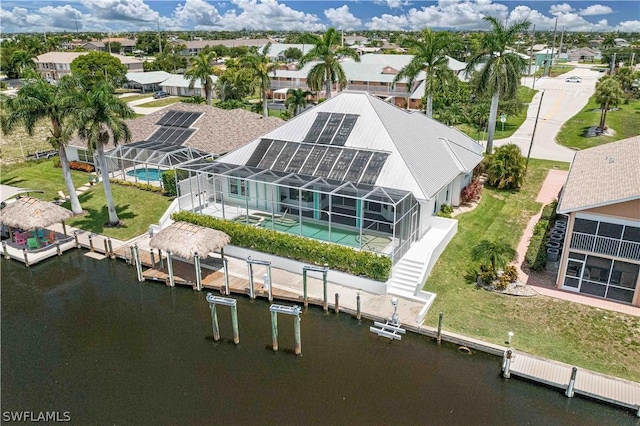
153,91,170,99
565,76,582,83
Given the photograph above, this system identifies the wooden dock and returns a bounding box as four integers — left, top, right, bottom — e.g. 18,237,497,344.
508,351,640,415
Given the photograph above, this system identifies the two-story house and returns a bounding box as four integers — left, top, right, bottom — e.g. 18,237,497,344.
35,52,144,81
556,136,640,306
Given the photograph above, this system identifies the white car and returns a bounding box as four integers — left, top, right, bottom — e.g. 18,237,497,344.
565,76,582,83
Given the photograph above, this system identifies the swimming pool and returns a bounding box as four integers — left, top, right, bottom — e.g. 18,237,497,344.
126,168,163,182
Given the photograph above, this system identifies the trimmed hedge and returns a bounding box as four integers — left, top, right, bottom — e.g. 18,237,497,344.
172,211,392,282
109,178,165,193
162,169,188,196
525,200,558,271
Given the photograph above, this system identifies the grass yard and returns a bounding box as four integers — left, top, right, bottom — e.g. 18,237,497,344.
556,96,640,150
423,159,640,382
1,159,87,201
119,93,154,103
65,184,171,240
1,159,172,241
136,97,183,108
456,86,538,140
534,65,576,77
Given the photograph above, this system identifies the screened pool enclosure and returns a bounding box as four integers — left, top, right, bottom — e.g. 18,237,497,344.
174,159,421,263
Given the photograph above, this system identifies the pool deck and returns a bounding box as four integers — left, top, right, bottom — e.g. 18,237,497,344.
4,222,640,416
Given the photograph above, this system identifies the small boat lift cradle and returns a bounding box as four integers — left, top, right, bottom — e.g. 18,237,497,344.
369,297,406,340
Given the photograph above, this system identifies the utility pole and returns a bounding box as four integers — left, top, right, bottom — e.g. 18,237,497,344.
528,24,535,88
525,90,545,175
157,19,162,54
558,26,565,61
75,13,79,33
548,17,558,77
610,52,616,74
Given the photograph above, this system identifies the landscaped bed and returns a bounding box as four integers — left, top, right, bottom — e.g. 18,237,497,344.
423,159,640,382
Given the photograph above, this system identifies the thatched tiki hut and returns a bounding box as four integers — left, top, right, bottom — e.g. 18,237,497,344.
149,221,231,290
0,197,74,249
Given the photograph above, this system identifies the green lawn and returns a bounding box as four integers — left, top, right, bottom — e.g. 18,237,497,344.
65,184,171,240
1,159,87,201
556,96,640,150
423,159,640,382
456,86,538,140
1,159,172,241
534,65,576,77
136,97,183,108
119,93,154,103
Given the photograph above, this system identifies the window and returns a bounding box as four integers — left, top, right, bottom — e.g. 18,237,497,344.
230,178,247,196
573,218,597,234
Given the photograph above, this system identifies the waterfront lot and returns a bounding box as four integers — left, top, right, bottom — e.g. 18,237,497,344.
424,159,640,382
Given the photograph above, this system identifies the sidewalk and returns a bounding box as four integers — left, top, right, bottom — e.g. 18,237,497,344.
514,169,640,317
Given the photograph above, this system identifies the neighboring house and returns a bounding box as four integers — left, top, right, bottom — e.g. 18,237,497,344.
589,39,603,49
269,53,470,110
34,52,144,81
172,91,483,276
65,103,284,167
159,74,218,98
568,47,599,62
352,46,382,55
264,43,315,62
614,38,631,47
82,41,105,51
556,136,640,306
531,43,548,52
343,35,368,46
124,71,173,93
102,38,137,54
172,38,273,56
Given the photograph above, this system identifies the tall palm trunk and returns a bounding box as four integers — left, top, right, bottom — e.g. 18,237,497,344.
599,100,609,130
486,91,500,154
96,142,120,225
325,78,332,99
262,88,268,118
58,146,82,214
205,82,212,106
426,93,433,118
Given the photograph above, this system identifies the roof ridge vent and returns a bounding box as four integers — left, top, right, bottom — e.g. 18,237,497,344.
608,155,615,164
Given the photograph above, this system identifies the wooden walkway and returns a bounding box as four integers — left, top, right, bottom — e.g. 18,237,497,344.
507,351,640,415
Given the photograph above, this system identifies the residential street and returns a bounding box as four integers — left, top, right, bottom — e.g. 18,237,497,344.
494,64,603,162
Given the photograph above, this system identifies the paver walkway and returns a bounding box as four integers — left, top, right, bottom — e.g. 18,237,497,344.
514,170,640,317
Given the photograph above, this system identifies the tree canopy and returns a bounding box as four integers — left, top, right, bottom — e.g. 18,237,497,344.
70,52,128,87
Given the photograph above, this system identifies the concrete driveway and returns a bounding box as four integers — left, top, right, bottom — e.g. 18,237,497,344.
494,65,603,162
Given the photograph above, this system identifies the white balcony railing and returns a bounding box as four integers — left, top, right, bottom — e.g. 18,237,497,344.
570,232,640,261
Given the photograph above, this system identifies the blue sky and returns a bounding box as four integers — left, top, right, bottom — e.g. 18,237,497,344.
1,1,639,34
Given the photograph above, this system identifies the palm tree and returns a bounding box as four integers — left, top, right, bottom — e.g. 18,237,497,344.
239,43,275,118
10,50,36,78
299,27,360,99
393,28,456,117
465,17,531,154
285,88,312,116
471,239,516,272
594,76,624,132
1,76,83,214
485,143,526,190
185,50,217,106
70,80,135,226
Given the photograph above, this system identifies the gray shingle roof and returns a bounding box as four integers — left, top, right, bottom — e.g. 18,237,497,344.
557,136,640,213
219,91,483,200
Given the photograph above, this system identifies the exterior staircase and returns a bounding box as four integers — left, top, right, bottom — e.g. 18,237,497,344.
387,258,425,300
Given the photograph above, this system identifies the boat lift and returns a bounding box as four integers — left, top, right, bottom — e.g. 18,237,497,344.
370,297,406,340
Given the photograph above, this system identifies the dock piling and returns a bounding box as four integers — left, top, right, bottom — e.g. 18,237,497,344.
150,249,156,268
270,310,278,351
88,234,95,252
194,252,202,291
231,304,239,344
565,367,577,398
302,264,329,311
62,221,68,238
73,231,80,248
334,293,340,313
294,312,301,356
166,251,175,287
206,294,239,344
23,248,29,267
158,249,164,269
356,292,361,320
210,303,220,341
222,257,230,295
103,239,109,256
107,239,115,259
437,312,443,345
502,350,512,378
246,256,271,300
55,240,61,256
2,241,9,259
269,304,302,355
133,244,143,282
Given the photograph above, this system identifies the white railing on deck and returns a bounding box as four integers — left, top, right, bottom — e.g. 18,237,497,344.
570,232,640,261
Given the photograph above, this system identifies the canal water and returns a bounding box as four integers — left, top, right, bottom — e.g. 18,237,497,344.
2,251,637,425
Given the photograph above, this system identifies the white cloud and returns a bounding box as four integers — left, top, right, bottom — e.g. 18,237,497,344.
211,0,325,31
365,14,409,30
373,0,410,9
81,0,159,22
324,5,362,30
616,20,640,32
579,4,613,16
549,3,574,15
171,0,221,29
405,0,509,29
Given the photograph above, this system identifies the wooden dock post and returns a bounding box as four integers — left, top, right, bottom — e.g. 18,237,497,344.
158,249,164,269
194,252,203,291
88,234,95,252
231,304,239,344
62,221,68,238
133,244,144,282
334,293,340,313
73,231,80,248
2,241,9,259
270,310,278,351
247,257,255,299
55,240,61,256
222,257,230,295
565,367,577,397
23,248,29,267
302,272,308,307
210,303,220,341
103,239,109,256
267,267,273,302
323,263,328,313
437,312,444,345
356,292,361,320
294,312,301,356
150,249,156,268
502,350,512,378
107,239,115,259
166,250,175,287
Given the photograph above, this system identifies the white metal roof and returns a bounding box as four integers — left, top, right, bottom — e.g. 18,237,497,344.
126,71,173,85
160,74,217,89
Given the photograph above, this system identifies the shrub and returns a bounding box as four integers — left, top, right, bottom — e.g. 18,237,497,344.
496,274,511,290
109,179,164,193
53,157,61,168
503,265,519,283
181,95,206,104
485,144,526,190
478,265,497,285
461,177,483,204
215,100,247,110
524,200,559,271
172,210,392,281
69,161,95,173
436,204,453,218
162,169,188,196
